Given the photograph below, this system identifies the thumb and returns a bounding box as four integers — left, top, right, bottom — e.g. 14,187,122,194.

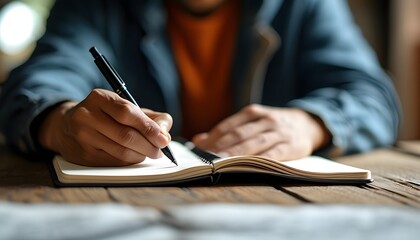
142,108,173,133
155,115,171,133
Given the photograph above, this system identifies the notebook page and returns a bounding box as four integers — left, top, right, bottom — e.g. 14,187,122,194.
55,141,209,178
280,156,368,173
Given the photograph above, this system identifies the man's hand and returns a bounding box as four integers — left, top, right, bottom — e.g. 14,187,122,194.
192,104,331,160
38,89,173,166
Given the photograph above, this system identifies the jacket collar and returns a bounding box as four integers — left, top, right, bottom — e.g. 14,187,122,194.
133,0,284,33
125,0,284,131
231,0,283,109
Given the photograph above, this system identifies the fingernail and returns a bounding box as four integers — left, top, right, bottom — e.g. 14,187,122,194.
197,133,209,139
160,122,169,133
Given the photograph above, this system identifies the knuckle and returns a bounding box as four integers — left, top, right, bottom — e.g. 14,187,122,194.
142,120,160,138
229,146,243,155
212,125,226,136
116,102,136,121
263,150,276,159
231,128,247,140
263,149,277,159
88,88,108,102
265,114,278,125
70,107,89,122
90,88,102,96
257,133,269,145
118,127,137,146
243,104,261,116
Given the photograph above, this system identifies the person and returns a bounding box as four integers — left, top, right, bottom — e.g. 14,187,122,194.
0,0,401,167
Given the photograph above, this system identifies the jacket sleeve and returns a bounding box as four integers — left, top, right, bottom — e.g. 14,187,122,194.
286,0,401,156
0,0,113,156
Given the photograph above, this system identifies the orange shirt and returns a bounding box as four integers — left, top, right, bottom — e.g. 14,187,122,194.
166,0,240,139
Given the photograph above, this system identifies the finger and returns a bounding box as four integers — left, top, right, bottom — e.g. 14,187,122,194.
86,110,162,159
197,105,267,149
93,130,152,163
208,104,266,138
77,145,141,167
217,131,283,157
144,109,173,134
95,149,140,167
68,99,162,159
258,143,311,161
91,89,169,148
76,127,152,164
101,101,166,145
257,144,288,161
212,118,275,152
192,132,209,145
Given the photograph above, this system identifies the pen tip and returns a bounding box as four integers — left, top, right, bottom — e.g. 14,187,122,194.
170,156,178,166
162,147,177,166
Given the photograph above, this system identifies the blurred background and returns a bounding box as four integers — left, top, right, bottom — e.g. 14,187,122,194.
0,0,53,81
0,0,419,140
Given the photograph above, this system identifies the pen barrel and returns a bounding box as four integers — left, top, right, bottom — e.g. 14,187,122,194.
116,86,138,106
93,60,122,91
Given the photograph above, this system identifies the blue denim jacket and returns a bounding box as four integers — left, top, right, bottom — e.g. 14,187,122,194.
0,0,401,158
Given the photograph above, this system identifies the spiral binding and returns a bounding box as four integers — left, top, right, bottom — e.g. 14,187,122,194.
184,141,220,165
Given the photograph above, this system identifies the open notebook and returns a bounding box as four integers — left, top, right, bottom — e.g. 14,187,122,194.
50,141,373,186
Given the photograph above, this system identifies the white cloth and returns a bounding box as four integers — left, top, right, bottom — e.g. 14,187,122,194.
1,202,419,240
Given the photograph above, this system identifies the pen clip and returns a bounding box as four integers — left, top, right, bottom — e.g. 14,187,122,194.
102,56,125,86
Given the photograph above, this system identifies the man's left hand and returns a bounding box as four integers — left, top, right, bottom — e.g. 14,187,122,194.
192,104,331,160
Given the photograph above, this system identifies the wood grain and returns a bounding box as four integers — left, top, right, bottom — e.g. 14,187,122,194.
396,140,420,156
1,144,420,208
107,186,301,208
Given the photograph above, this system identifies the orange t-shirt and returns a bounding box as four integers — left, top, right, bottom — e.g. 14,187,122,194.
166,0,240,139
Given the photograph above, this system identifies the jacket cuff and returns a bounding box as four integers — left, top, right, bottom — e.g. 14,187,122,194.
286,98,351,157
7,91,73,160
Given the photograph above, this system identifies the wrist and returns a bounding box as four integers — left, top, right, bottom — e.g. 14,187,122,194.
38,101,76,152
305,112,332,152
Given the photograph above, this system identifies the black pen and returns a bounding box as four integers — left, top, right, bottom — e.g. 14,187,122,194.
89,46,177,166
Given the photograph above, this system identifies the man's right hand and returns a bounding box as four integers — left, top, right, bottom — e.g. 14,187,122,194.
38,89,173,166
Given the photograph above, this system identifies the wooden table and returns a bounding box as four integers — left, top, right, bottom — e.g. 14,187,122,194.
1,143,420,209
